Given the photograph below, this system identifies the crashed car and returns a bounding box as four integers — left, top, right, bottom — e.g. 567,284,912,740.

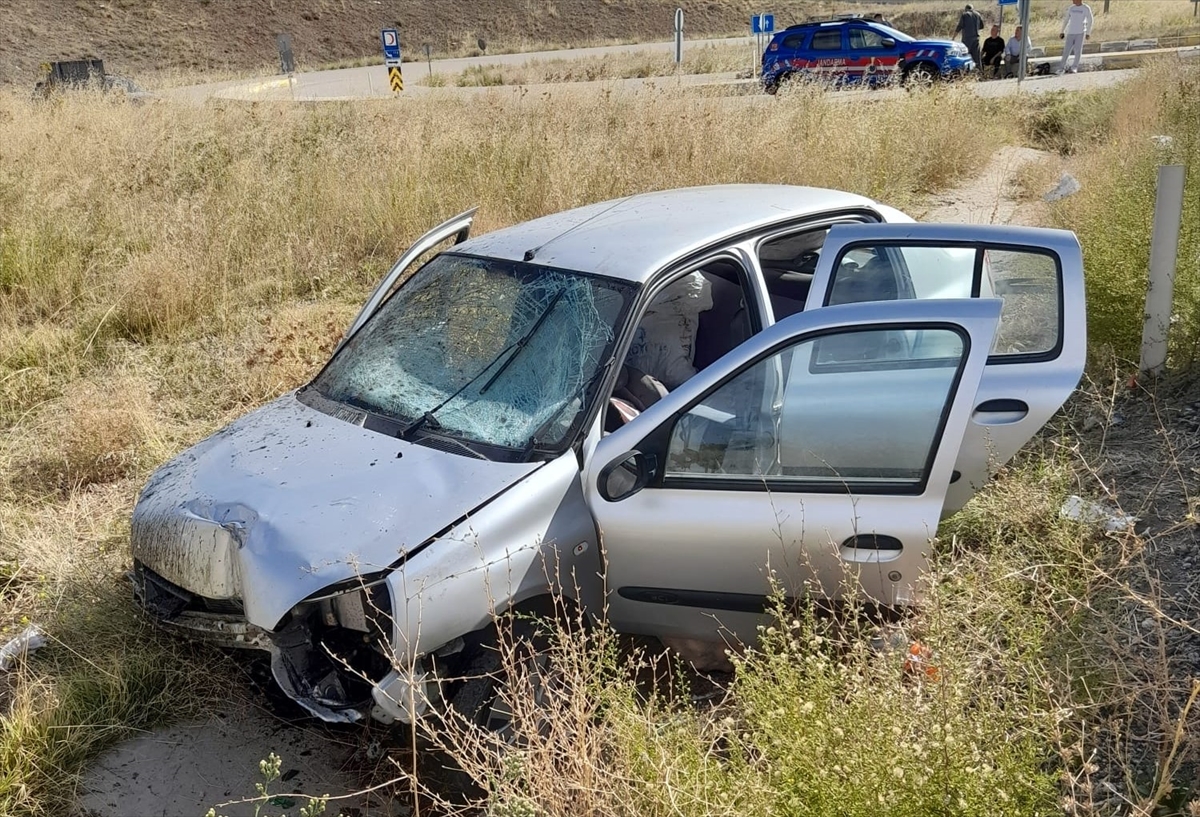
130,184,1085,727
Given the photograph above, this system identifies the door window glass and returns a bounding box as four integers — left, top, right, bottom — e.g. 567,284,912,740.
664,326,967,491
850,28,889,49
823,245,1062,358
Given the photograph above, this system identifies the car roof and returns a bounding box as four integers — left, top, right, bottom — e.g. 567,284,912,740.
781,15,872,31
453,184,879,285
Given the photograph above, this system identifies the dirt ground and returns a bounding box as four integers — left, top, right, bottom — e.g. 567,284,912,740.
75,700,409,817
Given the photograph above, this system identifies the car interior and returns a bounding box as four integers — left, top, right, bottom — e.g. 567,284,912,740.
603,226,907,431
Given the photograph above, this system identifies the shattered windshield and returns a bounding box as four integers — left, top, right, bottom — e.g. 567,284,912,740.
312,253,632,459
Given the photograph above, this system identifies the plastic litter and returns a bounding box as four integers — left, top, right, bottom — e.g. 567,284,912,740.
1044,173,1082,202
0,625,47,671
1060,495,1138,532
901,641,941,682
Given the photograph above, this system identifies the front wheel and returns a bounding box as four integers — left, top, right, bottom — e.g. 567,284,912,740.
447,615,557,744
904,63,938,88
763,72,791,96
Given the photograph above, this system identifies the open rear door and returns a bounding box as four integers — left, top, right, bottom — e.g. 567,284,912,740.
803,223,1086,512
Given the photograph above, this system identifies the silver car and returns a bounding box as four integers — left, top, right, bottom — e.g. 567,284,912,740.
129,185,1086,727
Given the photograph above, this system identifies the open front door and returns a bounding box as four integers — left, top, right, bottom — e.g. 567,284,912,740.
803,223,1086,512
584,299,1000,645
338,207,478,350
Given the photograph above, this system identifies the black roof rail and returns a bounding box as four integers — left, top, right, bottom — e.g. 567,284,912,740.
784,13,869,30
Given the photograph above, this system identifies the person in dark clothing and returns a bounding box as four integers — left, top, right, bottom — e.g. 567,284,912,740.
980,24,1005,78
954,4,986,71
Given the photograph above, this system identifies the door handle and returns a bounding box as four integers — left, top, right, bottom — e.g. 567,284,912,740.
841,534,903,551
972,398,1029,425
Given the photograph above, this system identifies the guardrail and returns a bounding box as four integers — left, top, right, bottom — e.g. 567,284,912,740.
1029,32,1200,58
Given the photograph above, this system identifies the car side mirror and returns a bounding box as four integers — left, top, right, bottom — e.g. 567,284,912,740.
598,451,655,502
880,37,896,47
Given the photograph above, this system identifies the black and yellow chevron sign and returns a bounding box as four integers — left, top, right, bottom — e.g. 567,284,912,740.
388,66,404,93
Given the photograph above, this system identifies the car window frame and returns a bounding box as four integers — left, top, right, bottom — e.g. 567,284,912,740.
820,239,1066,366
630,319,975,496
751,211,884,325
603,251,763,398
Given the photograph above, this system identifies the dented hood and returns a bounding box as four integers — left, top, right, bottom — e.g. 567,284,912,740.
131,393,540,629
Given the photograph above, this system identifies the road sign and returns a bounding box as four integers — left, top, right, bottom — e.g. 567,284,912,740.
752,14,775,34
381,28,401,61
998,0,1018,6
388,65,404,93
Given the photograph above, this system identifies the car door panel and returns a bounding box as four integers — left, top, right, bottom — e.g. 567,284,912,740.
803,223,1085,513
585,298,1001,645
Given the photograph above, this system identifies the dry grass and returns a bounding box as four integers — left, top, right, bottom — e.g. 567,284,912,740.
440,42,750,87
1,63,1199,816
1038,61,1200,362
0,82,1004,816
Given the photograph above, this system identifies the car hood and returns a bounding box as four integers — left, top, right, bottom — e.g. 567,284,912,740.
907,38,959,50
130,393,540,629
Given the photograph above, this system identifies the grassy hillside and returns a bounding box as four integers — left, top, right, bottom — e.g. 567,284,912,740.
4,0,1197,88
0,0,788,86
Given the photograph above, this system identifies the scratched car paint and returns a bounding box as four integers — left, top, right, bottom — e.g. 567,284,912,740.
130,184,1085,727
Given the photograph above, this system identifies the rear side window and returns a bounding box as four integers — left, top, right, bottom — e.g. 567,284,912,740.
821,243,1063,361
811,30,843,50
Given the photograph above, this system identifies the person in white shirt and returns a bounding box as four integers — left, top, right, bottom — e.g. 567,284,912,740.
1004,25,1032,76
1059,0,1093,74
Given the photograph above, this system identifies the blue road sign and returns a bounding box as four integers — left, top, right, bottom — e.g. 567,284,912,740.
381,28,401,61
752,14,775,34
998,0,1018,6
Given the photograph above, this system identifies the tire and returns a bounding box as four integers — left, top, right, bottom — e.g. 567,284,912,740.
448,615,556,744
764,72,790,96
904,63,938,88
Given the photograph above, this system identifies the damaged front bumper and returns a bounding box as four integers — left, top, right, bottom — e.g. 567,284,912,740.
131,562,440,725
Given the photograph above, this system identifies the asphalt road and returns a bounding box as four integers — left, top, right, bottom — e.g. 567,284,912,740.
174,36,758,103
171,34,1197,104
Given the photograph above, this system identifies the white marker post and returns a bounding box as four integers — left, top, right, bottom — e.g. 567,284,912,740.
675,8,684,65
1017,0,1032,82
1140,164,1187,375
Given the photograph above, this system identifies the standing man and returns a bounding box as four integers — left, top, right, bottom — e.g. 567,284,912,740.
954,4,986,70
1059,0,1093,74
981,25,1005,78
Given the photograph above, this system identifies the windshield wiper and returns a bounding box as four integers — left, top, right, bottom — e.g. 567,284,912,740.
399,288,567,440
520,356,614,457
479,289,566,395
